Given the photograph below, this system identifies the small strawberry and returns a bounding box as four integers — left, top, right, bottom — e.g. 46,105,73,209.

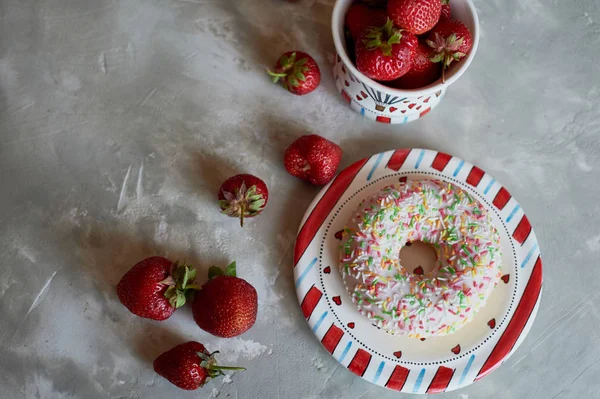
192,262,258,338
391,41,441,89
284,134,342,185
267,51,320,95
117,257,197,321
218,174,268,227
355,19,418,81
345,4,387,40
153,341,245,390
387,0,442,35
426,18,472,82
440,0,451,20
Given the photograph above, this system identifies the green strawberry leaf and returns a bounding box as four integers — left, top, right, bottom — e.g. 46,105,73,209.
225,261,237,277
208,266,224,280
296,58,308,67
295,71,306,81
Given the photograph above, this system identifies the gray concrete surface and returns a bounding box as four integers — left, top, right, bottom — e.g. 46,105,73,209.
1,0,599,398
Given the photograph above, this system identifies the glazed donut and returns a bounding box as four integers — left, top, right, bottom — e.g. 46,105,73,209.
339,179,502,338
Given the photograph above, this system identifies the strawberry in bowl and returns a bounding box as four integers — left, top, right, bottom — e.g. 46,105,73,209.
332,0,479,124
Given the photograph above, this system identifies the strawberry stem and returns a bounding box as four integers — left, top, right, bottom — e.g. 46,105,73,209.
240,203,245,227
210,366,247,371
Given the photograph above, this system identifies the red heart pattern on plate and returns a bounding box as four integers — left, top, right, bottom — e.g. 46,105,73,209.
420,337,426,341
399,176,407,183
347,322,355,329
393,351,402,359
361,91,368,99
389,107,397,113
423,97,430,103
501,274,509,284
356,95,362,101
334,230,344,240
451,344,461,354
332,296,342,306
488,318,496,329
345,80,349,87
408,103,416,109
323,266,331,274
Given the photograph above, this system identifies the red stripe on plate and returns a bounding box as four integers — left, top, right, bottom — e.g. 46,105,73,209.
426,366,455,394
513,215,532,244
376,116,391,124
341,90,351,104
347,349,372,377
475,256,542,381
492,187,511,210
431,152,452,172
321,324,344,354
466,166,485,187
300,285,322,320
293,158,369,266
386,149,411,171
385,365,410,391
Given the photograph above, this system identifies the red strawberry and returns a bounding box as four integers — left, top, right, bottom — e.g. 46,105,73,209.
440,0,451,19
387,0,442,35
117,257,197,321
345,4,387,40
192,262,258,338
392,41,441,89
153,341,245,390
218,174,268,227
426,18,472,82
355,19,418,81
284,134,342,185
267,51,320,95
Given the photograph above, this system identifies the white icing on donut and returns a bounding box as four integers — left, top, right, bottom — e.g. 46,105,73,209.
339,180,502,338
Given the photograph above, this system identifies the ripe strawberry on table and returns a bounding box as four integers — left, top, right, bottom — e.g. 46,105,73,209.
440,0,451,20
392,41,441,89
284,134,342,185
192,262,258,338
267,51,320,95
154,341,245,390
345,4,387,40
117,257,197,321
218,174,268,227
426,18,472,82
387,0,442,35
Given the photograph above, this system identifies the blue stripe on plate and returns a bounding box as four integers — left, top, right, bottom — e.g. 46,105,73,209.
458,354,476,384
373,361,385,383
367,153,384,181
361,107,365,115
521,243,539,268
414,149,426,169
339,341,353,362
484,179,496,195
295,257,317,288
506,204,520,223
453,159,465,177
311,311,328,333
412,368,426,393
403,116,408,124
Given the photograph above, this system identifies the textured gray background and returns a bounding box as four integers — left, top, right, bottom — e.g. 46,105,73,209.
1,0,598,398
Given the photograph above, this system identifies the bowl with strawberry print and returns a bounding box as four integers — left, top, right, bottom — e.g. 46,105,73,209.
332,0,480,124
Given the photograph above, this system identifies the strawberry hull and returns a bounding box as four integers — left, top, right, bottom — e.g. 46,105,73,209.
331,0,479,124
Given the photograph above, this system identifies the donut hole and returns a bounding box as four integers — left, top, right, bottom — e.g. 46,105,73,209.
399,241,438,276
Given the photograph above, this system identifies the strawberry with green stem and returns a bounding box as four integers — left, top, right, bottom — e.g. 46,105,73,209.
426,18,472,83
355,19,418,81
117,257,198,321
218,174,268,227
267,51,321,95
154,341,246,390
192,261,258,338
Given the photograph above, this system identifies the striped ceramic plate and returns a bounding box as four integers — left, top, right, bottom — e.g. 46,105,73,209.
293,149,542,394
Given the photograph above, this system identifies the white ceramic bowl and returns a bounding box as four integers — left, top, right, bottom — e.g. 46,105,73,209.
331,0,480,124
